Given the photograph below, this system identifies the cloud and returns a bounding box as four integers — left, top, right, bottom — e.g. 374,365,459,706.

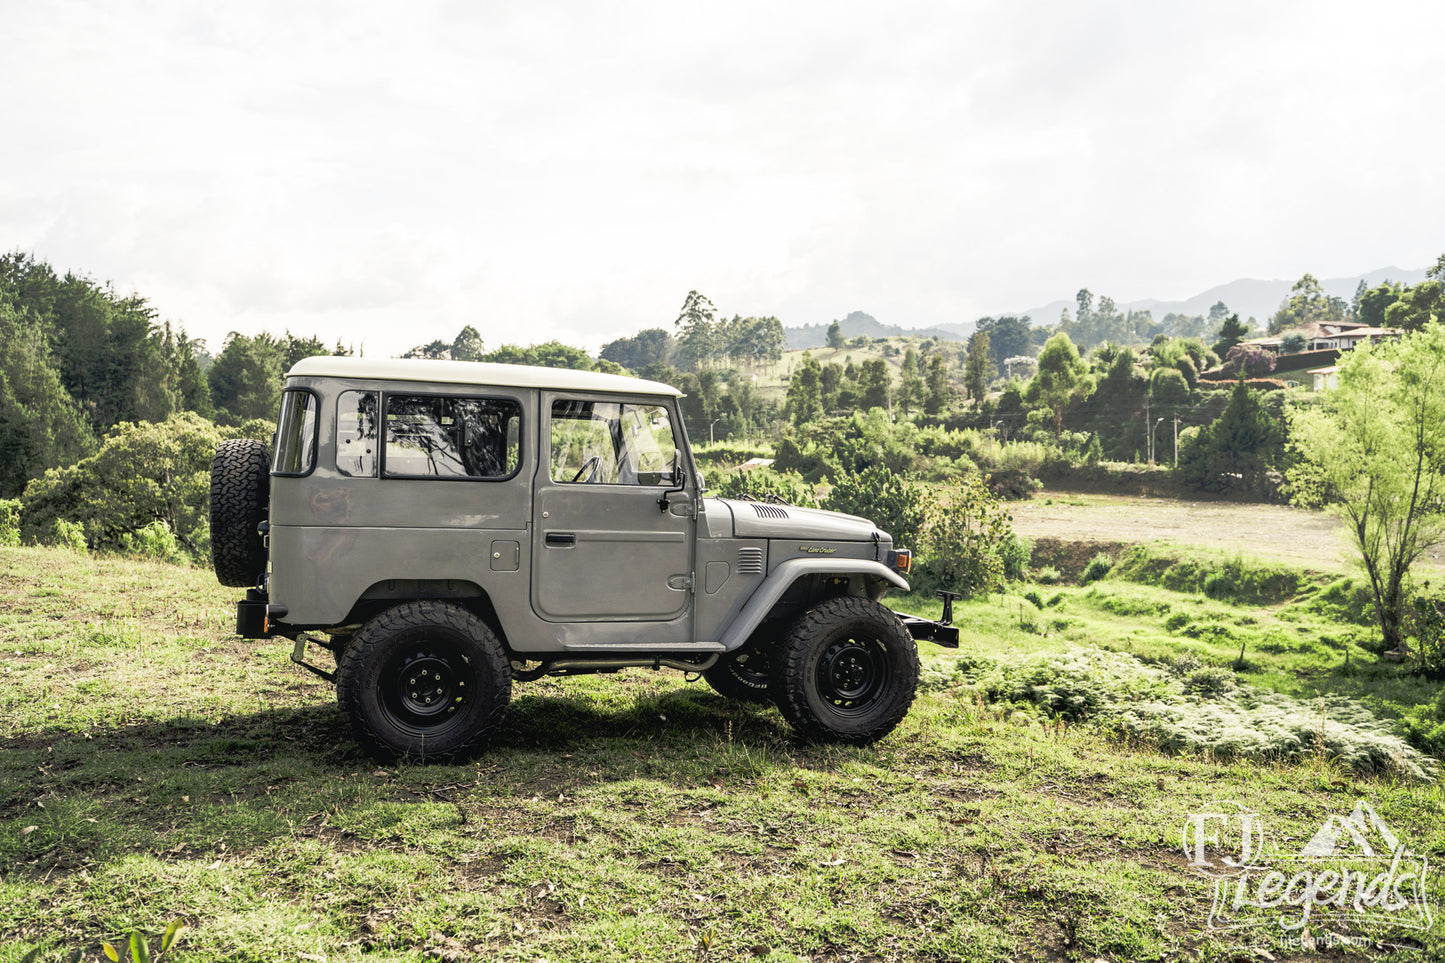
3,0,1444,357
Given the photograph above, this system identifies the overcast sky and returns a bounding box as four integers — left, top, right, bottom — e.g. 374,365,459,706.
5,0,1443,358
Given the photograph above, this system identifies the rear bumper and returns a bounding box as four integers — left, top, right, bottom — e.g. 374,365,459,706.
236,591,289,639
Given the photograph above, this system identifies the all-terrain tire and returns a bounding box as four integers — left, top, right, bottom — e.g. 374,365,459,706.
209,438,271,588
773,596,919,745
336,600,512,763
703,637,774,703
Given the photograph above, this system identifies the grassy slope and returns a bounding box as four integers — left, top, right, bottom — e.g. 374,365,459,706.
1,546,1442,961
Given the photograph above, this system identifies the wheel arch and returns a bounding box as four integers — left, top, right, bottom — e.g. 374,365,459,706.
344,579,511,652
717,558,908,652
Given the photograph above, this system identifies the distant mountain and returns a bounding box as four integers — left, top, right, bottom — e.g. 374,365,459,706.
786,311,970,350
785,266,1430,349
1012,266,1429,329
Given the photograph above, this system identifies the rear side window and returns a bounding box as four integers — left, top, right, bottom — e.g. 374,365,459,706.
383,395,521,480
337,390,379,477
273,389,317,476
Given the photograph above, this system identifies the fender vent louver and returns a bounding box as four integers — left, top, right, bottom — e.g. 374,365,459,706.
750,503,790,520
737,547,765,575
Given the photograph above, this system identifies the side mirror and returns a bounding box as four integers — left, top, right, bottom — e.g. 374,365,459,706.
659,449,688,512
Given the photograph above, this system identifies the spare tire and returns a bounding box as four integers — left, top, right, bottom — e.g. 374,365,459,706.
210,438,271,587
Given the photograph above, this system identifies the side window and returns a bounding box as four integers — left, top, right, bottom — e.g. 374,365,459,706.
551,399,675,485
337,391,379,477
273,389,317,476
383,395,521,480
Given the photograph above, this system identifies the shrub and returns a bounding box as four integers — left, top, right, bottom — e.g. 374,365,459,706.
1035,566,1061,585
998,531,1031,581
118,519,191,565
43,518,88,552
916,475,1015,598
1111,546,1314,606
1406,585,1445,680
954,645,1436,779
19,413,261,561
823,465,927,548
1080,552,1115,584
711,467,820,508
0,498,19,547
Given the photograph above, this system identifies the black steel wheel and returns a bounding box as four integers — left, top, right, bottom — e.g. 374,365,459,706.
336,600,511,762
209,438,270,587
703,637,774,703
774,596,919,745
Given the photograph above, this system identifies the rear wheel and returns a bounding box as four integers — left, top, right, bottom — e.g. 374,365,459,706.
336,600,511,762
703,637,773,703
774,596,919,745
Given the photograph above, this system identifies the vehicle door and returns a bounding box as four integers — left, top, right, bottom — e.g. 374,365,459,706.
531,395,695,623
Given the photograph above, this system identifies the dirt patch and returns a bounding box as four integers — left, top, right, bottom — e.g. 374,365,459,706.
1029,538,1131,582
1008,492,1445,572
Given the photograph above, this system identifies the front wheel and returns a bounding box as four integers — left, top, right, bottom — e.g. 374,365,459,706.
336,600,511,762
774,597,919,745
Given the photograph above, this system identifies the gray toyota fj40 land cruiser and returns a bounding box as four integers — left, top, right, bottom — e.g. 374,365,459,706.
210,357,957,761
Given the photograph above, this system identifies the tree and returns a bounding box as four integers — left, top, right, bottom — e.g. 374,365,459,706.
208,332,283,425
1383,264,1445,333
1220,345,1276,380
897,348,924,414
857,359,891,411
0,306,97,497
673,290,717,371
1268,273,1347,335
601,328,674,371
451,325,486,361
974,316,1032,370
19,412,243,557
924,355,951,415
404,339,451,360
481,341,593,370
1212,312,1250,359
784,353,823,427
1356,282,1405,328
1175,381,1280,496
826,320,845,350
1024,333,1093,436
1287,323,1445,654
823,465,926,549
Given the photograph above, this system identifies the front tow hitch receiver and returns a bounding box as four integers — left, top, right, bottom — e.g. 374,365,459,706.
894,589,963,649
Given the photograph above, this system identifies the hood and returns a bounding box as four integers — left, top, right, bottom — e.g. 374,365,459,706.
710,497,886,541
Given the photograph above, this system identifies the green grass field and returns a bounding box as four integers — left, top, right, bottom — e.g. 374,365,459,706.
2,545,1442,961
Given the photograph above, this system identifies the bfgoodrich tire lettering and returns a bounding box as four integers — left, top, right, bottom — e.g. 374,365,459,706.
775,596,919,745
703,637,774,703
209,438,271,588
336,600,511,762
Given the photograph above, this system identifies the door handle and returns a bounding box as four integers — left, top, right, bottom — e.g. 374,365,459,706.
545,532,576,547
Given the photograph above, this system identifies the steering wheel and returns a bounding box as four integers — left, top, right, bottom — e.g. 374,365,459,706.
571,455,601,483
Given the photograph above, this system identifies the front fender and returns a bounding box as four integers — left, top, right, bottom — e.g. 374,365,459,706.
718,558,909,651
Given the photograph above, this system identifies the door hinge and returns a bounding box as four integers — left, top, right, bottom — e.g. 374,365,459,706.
667,574,695,591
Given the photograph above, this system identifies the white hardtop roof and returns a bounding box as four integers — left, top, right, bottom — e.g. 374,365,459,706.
286,356,682,397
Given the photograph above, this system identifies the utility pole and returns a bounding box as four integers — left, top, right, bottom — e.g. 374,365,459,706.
1172,416,1182,468
1144,393,1153,463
